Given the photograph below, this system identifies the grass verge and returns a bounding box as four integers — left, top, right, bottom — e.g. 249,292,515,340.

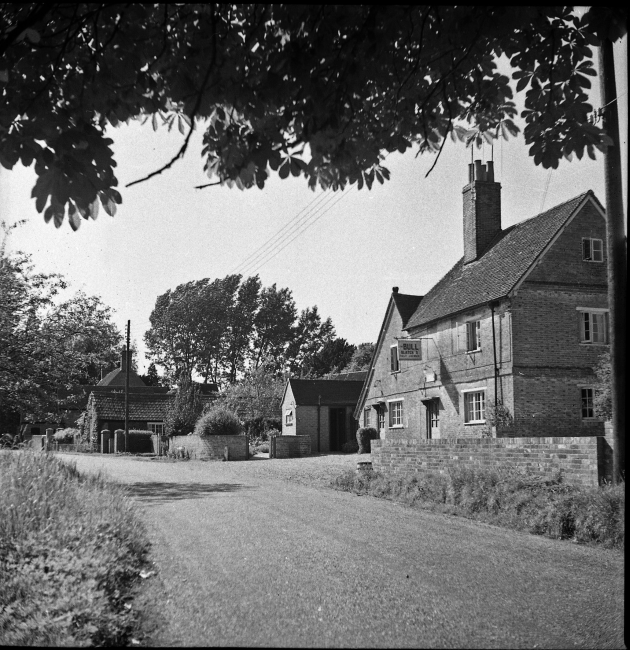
0,451,150,646
332,466,624,549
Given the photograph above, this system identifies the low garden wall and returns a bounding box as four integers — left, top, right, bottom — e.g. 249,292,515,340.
170,434,249,460
371,436,613,487
270,435,311,459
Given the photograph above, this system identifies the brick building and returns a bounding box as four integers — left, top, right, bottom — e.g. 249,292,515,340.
356,160,609,440
281,377,365,452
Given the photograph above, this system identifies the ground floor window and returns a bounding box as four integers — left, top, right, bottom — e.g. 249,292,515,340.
363,408,371,427
463,390,486,424
581,388,595,419
148,422,165,435
388,400,403,428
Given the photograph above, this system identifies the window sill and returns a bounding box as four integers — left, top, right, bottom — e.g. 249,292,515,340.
464,421,486,425
390,370,401,375
579,342,609,346
583,259,603,263
388,425,404,429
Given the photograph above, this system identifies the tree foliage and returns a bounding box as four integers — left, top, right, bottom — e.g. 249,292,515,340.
346,342,375,372
1,5,626,229
163,377,204,437
0,223,123,420
303,338,356,377
216,363,284,423
144,274,337,386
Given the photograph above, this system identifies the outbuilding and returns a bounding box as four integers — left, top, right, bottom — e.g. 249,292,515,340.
281,376,366,453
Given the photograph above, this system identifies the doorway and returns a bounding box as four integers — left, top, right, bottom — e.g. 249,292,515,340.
329,408,347,452
425,400,440,439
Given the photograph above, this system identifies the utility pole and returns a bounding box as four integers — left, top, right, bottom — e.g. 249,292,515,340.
598,39,626,483
124,320,130,454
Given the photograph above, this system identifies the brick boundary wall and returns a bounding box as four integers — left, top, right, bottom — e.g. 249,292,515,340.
371,436,613,487
170,434,249,461
271,435,312,459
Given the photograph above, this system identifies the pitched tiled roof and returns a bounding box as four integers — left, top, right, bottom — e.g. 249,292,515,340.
90,392,171,420
405,191,595,329
392,293,423,327
98,367,146,387
287,378,364,405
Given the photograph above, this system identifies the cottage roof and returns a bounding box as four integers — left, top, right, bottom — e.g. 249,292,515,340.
405,191,601,329
89,392,171,420
286,378,364,406
392,292,424,328
97,367,147,387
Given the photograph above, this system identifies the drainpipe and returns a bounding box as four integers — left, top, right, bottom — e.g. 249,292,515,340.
317,395,321,453
489,301,499,429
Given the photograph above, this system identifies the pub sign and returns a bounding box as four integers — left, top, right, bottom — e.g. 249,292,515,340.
397,339,422,360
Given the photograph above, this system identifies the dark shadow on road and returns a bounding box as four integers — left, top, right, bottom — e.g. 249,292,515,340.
125,481,254,503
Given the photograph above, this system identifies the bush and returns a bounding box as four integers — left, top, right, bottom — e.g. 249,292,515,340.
341,440,359,454
356,426,378,454
194,406,243,437
53,427,79,442
0,451,150,645
242,416,282,440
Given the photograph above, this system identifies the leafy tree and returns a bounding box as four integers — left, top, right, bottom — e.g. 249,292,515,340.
593,352,612,421
305,338,356,377
163,377,204,437
0,224,124,421
1,5,625,229
216,363,284,423
140,362,163,387
287,306,335,375
250,284,297,371
346,343,375,372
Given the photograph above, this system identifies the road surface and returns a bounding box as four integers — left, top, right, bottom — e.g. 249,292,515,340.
66,454,625,648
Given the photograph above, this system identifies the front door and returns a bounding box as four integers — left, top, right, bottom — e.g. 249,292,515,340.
426,400,440,439
329,408,346,452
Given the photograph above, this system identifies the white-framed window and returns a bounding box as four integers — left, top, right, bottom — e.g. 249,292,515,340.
285,409,294,426
363,407,371,427
579,310,609,344
377,407,385,431
582,238,603,262
148,422,165,435
463,390,486,424
581,387,595,419
390,344,400,373
388,400,403,428
458,319,481,352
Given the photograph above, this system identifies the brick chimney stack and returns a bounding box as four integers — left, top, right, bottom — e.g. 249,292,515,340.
462,159,501,264
120,346,132,371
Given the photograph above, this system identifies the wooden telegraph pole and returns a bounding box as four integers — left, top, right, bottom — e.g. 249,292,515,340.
124,320,130,453
598,39,626,483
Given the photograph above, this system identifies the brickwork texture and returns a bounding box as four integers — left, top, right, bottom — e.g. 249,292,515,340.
170,434,249,460
371,436,612,487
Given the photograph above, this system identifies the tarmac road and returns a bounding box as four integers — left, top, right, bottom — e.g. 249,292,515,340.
66,454,625,648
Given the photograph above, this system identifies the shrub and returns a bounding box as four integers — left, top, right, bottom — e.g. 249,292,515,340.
53,427,79,442
242,416,282,440
0,451,149,645
194,406,243,437
341,440,359,454
356,426,378,454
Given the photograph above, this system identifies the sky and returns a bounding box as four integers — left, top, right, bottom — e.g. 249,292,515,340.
1,38,627,374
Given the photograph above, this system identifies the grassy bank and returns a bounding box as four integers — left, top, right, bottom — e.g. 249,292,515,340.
0,451,150,646
332,466,624,549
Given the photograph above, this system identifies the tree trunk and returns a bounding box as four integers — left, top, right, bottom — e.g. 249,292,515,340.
598,39,626,483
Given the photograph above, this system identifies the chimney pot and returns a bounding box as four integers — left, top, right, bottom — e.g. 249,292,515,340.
486,161,495,182
474,159,483,181
392,286,399,294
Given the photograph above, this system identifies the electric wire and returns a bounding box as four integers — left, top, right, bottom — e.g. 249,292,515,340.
234,189,343,277
237,183,357,276
229,189,329,275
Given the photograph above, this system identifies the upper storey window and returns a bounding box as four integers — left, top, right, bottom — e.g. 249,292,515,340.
582,238,603,262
